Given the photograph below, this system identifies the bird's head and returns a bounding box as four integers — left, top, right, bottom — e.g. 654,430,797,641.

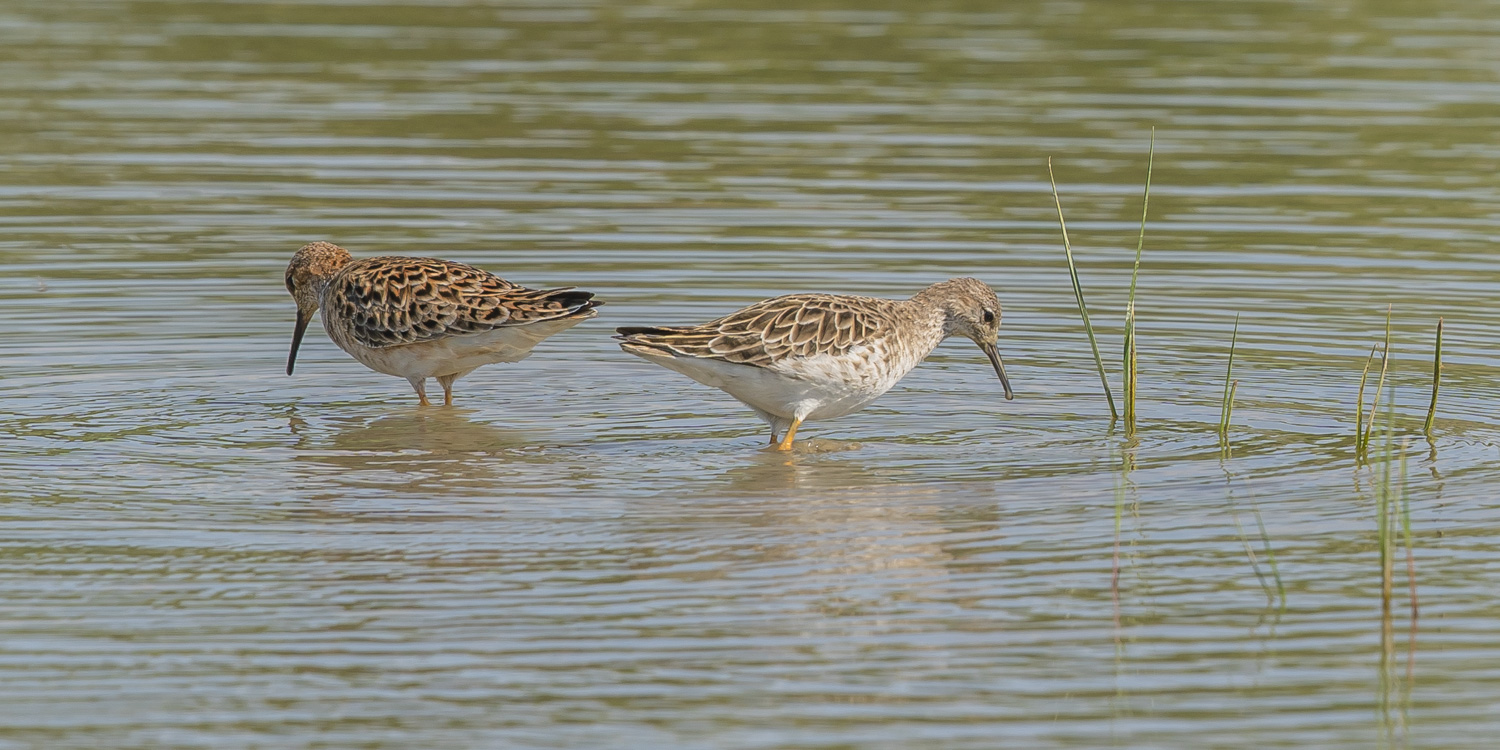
284,241,352,375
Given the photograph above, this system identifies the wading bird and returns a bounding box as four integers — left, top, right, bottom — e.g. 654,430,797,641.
616,277,1013,450
284,242,599,406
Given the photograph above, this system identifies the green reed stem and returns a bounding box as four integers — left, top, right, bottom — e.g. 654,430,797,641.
1424,318,1443,437
1049,157,1118,422
1122,130,1155,437
1219,314,1241,439
1356,344,1377,458
1363,306,1393,456
1127,129,1154,309
1227,382,1239,433
1123,321,1136,433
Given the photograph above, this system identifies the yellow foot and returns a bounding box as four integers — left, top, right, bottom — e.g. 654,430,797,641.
775,417,803,452
443,393,453,407
418,396,432,407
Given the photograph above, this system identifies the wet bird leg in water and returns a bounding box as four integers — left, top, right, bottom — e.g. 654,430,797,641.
408,377,432,407
437,374,458,407
775,417,804,452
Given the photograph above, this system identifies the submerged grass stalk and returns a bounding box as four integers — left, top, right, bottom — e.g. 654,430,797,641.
1251,504,1286,612
1049,157,1117,422
1123,129,1155,437
1379,459,1391,620
1400,443,1419,620
1424,318,1443,437
1223,464,1286,612
1229,504,1272,604
1378,387,1397,617
1112,461,1124,633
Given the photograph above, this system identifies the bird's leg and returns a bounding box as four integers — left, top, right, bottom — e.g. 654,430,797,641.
436,374,457,407
775,417,804,452
409,377,432,407
753,409,781,447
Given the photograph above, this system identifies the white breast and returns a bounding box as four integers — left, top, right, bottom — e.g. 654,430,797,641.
638,339,925,422
325,313,587,380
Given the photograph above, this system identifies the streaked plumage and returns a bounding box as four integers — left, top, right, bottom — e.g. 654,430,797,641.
284,242,599,406
617,277,1013,450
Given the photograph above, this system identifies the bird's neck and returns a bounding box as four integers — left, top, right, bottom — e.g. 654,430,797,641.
909,280,969,328
895,297,953,362
312,276,337,307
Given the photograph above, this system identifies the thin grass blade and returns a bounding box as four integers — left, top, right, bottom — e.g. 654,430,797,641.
1048,157,1118,421
1424,318,1443,437
1127,128,1155,304
1126,321,1137,432
1364,305,1394,453
1357,344,1377,458
1220,314,1241,437
1123,130,1154,436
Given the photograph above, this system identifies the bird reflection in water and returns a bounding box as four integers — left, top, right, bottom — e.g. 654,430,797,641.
284,406,540,495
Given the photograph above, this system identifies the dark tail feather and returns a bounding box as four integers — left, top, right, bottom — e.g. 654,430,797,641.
542,288,601,316
614,325,690,340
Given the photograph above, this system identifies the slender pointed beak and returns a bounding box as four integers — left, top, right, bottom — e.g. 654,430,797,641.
287,308,311,376
980,341,1014,400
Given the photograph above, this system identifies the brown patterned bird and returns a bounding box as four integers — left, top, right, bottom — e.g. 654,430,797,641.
616,277,1013,450
284,242,599,406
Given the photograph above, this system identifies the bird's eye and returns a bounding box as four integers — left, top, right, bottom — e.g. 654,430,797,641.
982,309,996,324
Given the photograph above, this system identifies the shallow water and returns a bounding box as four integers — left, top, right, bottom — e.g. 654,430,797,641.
3,0,1500,747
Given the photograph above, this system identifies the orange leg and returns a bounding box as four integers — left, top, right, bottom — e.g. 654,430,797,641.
775,417,804,452
437,374,457,406
410,378,432,407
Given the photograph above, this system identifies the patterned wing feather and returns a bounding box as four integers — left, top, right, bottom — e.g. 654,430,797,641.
330,257,598,349
616,294,892,369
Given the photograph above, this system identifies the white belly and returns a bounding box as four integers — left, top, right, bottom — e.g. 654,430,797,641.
634,346,913,422
330,317,587,380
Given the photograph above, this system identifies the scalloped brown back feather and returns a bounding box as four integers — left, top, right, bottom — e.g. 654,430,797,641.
328,256,598,349
616,293,897,369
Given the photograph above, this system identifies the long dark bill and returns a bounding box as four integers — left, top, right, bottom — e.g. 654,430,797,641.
980,341,1014,401
287,309,311,376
